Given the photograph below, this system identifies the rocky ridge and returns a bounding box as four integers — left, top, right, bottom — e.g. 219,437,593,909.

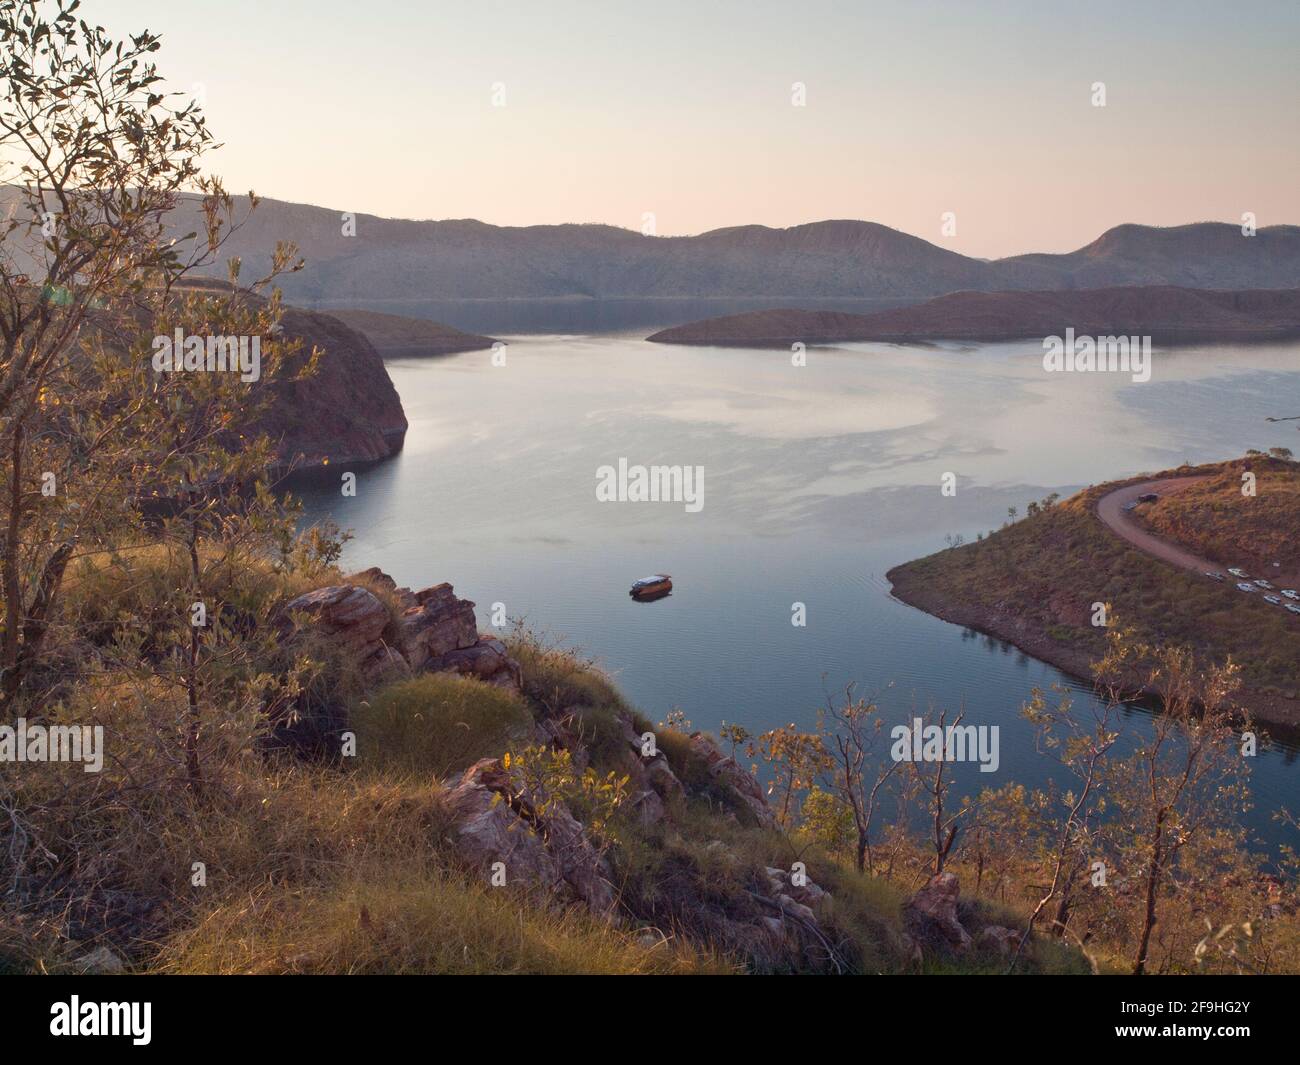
279,566,1028,971
283,568,521,691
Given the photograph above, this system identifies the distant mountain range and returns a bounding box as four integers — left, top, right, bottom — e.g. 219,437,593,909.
646,286,1300,347
158,194,1300,305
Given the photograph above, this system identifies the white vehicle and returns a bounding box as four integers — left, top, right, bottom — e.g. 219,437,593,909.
1282,590,1299,600
1204,571,1226,582
1237,582,1257,593
1228,568,1249,578
1264,594,1282,605
1253,579,1274,589
1287,604,1300,615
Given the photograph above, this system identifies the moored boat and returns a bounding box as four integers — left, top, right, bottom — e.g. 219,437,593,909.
629,574,672,598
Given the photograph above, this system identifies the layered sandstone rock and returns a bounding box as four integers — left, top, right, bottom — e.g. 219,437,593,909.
903,872,973,953
284,572,521,691
441,758,618,920
688,732,778,829
282,585,392,673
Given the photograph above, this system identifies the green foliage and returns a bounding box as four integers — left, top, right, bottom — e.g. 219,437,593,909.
748,724,830,826
499,744,629,839
798,786,856,859
719,721,751,760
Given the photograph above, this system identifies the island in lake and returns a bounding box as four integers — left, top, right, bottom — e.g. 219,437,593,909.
647,285,1300,347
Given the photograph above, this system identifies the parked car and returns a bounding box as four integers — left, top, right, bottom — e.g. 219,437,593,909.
1282,589,1299,600
1237,582,1257,593
1204,572,1226,582
1228,568,1249,578
1287,604,1300,615
1264,594,1283,605
1254,579,1274,589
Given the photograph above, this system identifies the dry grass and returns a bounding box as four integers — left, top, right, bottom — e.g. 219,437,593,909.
155,855,731,975
350,673,534,779
893,460,1300,699
1139,459,1300,574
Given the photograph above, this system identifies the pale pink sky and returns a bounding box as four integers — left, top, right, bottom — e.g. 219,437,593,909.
105,0,1299,258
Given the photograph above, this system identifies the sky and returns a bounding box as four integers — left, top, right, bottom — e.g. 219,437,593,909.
100,0,1300,258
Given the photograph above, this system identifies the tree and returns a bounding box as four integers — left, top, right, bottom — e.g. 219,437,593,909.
909,707,973,875
1006,684,1118,970
749,723,829,827
815,684,900,874
1094,629,1251,976
0,0,308,791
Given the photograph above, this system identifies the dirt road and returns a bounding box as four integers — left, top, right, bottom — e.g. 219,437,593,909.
1094,476,1218,574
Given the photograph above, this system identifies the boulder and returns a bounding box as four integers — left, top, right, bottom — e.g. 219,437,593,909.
903,872,972,953
283,585,392,673
688,733,778,829
612,711,686,826
348,566,398,594
775,894,817,924
977,925,1024,957
398,583,480,670
765,865,827,909
292,573,523,692
430,635,523,691
441,759,618,920
368,645,412,685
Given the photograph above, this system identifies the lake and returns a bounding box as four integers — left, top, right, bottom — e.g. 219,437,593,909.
293,328,1300,853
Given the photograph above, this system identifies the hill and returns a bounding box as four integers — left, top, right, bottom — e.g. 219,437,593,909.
887,457,1300,728
123,189,1300,304
646,286,1300,346
125,279,408,469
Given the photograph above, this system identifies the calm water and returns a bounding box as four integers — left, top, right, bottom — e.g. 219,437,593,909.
294,332,1300,852
302,296,920,336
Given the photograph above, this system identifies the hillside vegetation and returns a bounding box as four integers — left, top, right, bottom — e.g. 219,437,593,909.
888,457,1300,718
1138,461,1300,575
3,538,1298,975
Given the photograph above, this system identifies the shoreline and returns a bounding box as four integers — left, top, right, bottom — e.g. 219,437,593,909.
886,562,1300,736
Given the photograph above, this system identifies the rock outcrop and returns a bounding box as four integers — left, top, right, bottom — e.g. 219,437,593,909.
441,758,618,920
976,925,1025,957
281,567,861,971
259,304,408,468
903,872,973,954
395,582,481,671
282,585,393,675
283,572,521,691
688,733,778,829
614,712,684,826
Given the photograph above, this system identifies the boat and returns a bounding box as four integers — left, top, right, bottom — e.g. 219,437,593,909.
629,574,672,599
